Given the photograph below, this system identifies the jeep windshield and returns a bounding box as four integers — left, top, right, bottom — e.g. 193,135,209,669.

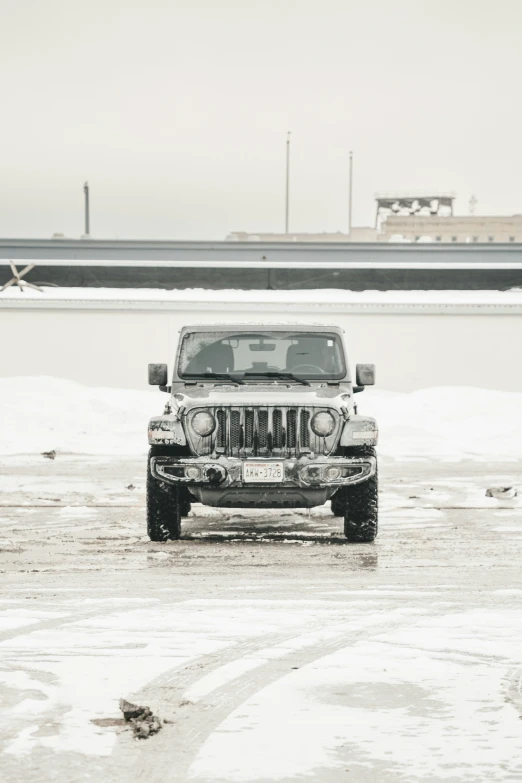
178,330,346,382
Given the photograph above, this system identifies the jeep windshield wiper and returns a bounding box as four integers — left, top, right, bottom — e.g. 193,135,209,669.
186,373,245,385
244,372,310,386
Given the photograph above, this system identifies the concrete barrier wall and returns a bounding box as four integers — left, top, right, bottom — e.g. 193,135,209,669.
1,299,521,392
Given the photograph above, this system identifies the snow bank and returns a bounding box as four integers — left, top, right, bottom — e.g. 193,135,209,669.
1,377,521,460
2,286,522,306
0,377,157,456
360,387,522,461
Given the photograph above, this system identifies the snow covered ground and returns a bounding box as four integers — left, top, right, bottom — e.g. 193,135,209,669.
1,377,522,782
1,376,521,461
1,456,521,782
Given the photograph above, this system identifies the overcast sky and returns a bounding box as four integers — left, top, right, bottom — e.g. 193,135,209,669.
0,0,521,239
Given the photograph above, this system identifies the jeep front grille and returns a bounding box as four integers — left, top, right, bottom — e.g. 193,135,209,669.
187,406,338,458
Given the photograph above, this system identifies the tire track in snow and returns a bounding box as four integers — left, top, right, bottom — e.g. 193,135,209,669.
506,668,522,718
0,600,163,644
0,607,125,644
113,606,429,782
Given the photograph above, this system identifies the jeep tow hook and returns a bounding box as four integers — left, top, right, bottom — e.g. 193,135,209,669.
206,466,227,485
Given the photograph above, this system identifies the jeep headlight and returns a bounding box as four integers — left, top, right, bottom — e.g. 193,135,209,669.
311,411,335,437
191,411,216,437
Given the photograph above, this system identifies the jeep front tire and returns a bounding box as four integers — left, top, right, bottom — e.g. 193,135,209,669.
334,447,378,542
147,448,182,541
342,468,378,542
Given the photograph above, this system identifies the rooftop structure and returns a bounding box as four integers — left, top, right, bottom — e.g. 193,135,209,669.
374,192,455,230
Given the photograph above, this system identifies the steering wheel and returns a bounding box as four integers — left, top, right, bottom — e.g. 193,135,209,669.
290,364,326,374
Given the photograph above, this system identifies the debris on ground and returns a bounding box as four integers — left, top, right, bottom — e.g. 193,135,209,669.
42,450,56,460
91,717,126,728
486,487,518,499
119,698,163,739
126,484,135,490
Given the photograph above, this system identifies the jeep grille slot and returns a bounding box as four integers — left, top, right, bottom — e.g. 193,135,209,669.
287,409,297,448
216,410,226,449
258,410,268,449
231,410,241,448
187,406,340,458
273,409,283,448
300,410,310,447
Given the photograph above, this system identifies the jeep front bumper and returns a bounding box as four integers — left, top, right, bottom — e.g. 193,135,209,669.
151,455,376,489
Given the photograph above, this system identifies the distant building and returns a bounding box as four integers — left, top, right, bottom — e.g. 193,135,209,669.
375,192,522,243
226,227,378,242
379,215,522,243
228,191,522,244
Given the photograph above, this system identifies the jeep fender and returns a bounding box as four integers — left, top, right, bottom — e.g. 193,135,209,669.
148,415,187,446
340,415,378,446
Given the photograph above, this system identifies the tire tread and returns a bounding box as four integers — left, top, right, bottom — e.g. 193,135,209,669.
147,448,182,541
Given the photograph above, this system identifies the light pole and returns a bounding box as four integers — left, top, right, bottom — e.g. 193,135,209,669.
348,151,353,236
285,131,291,234
83,182,90,237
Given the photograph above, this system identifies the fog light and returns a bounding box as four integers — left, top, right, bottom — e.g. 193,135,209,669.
324,466,342,481
185,466,201,481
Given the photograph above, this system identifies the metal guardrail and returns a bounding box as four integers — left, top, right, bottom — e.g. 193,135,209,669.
0,238,521,264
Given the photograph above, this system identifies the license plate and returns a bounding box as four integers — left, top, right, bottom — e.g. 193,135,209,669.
243,462,284,483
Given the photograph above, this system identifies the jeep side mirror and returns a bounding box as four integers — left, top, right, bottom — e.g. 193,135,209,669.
148,363,168,387
355,363,375,388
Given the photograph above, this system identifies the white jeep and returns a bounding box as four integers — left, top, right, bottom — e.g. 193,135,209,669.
147,324,378,542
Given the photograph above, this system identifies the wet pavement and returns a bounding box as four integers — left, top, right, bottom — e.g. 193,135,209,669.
1,455,521,782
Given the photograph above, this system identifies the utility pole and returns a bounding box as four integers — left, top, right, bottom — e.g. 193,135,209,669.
285,131,291,233
83,182,90,237
348,151,353,236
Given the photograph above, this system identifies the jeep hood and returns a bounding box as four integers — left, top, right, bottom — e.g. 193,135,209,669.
172,384,351,410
